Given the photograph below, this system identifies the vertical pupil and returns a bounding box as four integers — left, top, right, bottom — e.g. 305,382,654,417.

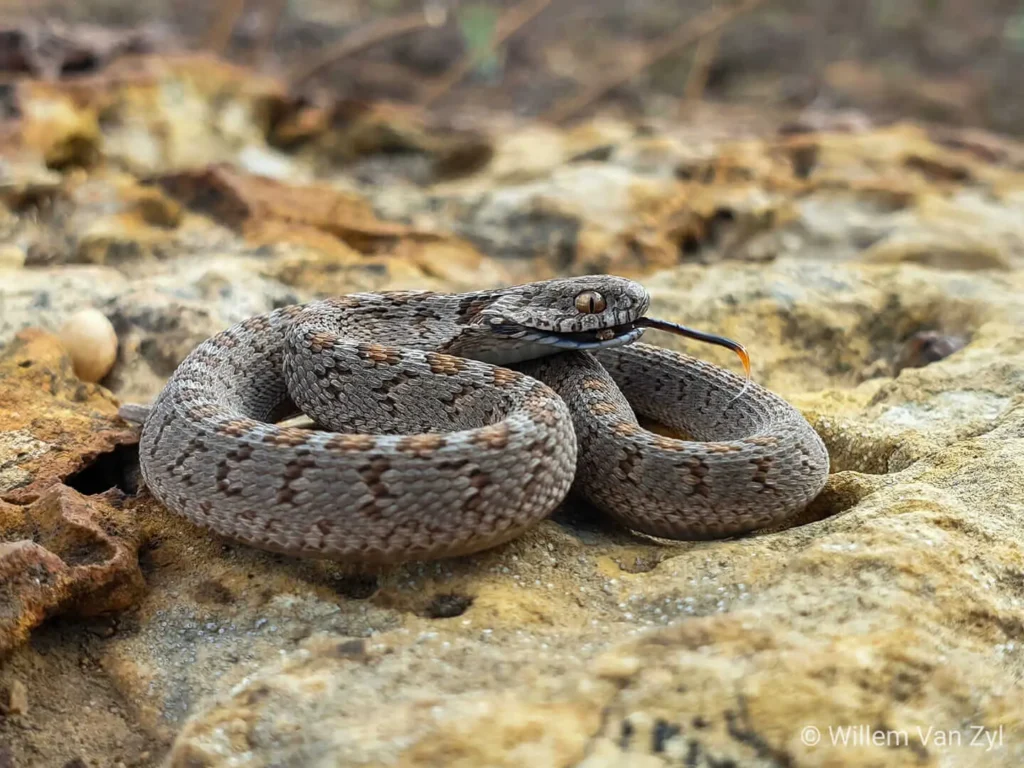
588,295,595,312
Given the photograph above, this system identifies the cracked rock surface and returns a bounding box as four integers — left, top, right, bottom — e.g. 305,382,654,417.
2,54,1024,768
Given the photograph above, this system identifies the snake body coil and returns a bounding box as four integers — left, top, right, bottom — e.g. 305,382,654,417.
135,276,829,563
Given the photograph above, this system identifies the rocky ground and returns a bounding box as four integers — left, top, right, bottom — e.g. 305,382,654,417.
2,54,1024,767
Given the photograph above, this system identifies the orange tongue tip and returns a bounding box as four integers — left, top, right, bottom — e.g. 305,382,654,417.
734,345,751,379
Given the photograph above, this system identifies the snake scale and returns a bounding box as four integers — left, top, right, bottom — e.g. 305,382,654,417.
128,276,829,564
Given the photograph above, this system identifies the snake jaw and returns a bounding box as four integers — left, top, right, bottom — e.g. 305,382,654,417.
489,319,646,350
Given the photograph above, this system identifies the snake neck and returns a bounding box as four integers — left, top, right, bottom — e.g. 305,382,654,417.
290,277,653,367
440,331,577,366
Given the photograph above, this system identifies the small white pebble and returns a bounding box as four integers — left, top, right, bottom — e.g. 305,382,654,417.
59,308,118,382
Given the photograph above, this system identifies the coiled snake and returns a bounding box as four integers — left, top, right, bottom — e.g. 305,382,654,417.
125,276,829,564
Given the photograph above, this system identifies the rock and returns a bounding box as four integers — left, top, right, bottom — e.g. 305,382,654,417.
154,164,411,245
0,329,136,499
861,230,1012,270
58,308,118,383
4,55,1024,768
0,331,145,655
0,20,169,79
0,486,147,655
893,331,968,374
159,259,1024,766
14,80,102,169
0,265,129,341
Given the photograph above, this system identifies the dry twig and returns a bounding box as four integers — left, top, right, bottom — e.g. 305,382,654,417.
249,0,287,67
420,0,554,108
289,11,436,90
203,0,246,54
683,1,723,103
544,0,766,124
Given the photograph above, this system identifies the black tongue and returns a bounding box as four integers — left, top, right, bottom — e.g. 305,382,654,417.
634,317,750,378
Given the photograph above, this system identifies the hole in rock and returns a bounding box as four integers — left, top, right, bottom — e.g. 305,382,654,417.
60,54,101,76
422,593,474,619
193,579,235,606
704,207,738,248
64,443,141,496
53,535,115,568
892,330,968,374
615,553,665,574
904,154,971,183
789,142,819,178
136,537,162,576
678,233,702,258
766,473,884,534
619,720,635,749
329,574,379,600
652,719,682,753
774,289,980,391
44,136,98,171
0,82,19,120
568,144,615,163
332,639,367,658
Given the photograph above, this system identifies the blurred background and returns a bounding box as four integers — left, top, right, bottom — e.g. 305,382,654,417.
3,0,1024,134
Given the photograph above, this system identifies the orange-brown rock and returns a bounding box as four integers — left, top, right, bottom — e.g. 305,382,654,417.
155,164,411,246
0,329,136,501
0,486,145,655
0,328,145,655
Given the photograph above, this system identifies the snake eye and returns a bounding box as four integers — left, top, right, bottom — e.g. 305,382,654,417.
575,291,606,314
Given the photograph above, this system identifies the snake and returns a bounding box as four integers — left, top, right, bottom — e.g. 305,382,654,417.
122,276,829,564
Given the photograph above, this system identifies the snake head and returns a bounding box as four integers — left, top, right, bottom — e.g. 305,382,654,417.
457,275,750,379
478,275,651,351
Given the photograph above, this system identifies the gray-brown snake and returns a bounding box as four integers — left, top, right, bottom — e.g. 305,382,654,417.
122,276,829,563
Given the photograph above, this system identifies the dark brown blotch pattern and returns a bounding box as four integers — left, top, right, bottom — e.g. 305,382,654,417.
397,434,448,457
358,344,402,365
471,423,510,450
426,352,468,375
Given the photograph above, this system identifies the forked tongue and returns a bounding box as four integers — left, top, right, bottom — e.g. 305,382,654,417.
635,317,751,400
